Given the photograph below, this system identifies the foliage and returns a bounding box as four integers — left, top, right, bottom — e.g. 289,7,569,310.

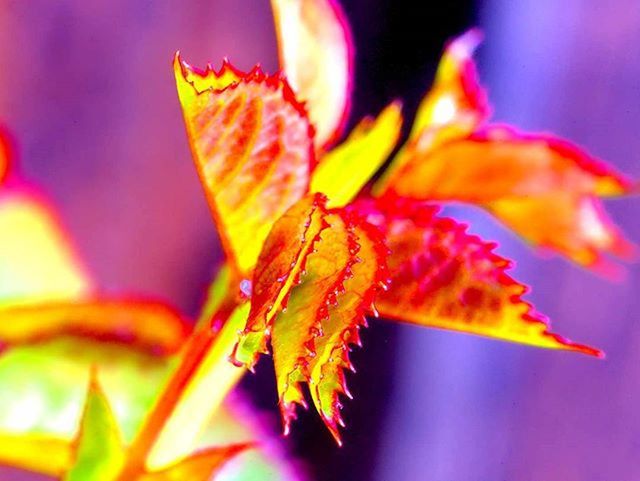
0,0,635,479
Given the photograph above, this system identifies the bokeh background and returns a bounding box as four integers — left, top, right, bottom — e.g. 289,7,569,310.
1,0,639,480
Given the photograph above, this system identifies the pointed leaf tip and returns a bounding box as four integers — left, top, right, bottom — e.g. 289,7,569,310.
233,194,387,441
312,101,403,208
64,370,124,481
175,56,315,275
356,197,602,356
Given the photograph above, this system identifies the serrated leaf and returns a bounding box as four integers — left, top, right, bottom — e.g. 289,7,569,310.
64,372,125,481
232,194,386,441
271,0,354,148
174,56,314,275
231,193,330,369
358,197,602,356
311,101,403,208
270,211,356,433
0,298,189,355
307,221,386,444
381,125,635,271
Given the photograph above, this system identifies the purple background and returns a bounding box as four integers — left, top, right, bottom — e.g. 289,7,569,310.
0,1,638,480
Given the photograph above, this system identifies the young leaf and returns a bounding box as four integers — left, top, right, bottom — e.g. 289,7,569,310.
357,197,602,356
64,372,125,481
232,194,387,441
307,220,387,443
380,126,635,270
311,101,403,208
410,29,489,135
374,31,487,193
231,193,330,370
270,210,357,434
271,0,354,148
0,298,190,355
174,56,314,275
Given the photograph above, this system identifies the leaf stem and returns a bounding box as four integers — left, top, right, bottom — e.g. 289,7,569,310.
115,268,248,478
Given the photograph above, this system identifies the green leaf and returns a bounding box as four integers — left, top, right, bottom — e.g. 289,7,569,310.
64,371,125,481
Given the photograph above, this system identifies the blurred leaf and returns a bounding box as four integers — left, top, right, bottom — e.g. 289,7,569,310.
141,443,252,481
0,336,173,441
60,373,250,481
0,191,90,305
64,372,125,481
0,431,71,477
271,0,354,148
410,29,489,136
0,298,189,355
374,30,635,273
382,125,635,272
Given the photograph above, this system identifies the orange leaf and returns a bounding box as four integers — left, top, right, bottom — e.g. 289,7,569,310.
270,210,355,434
382,125,635,270
231,193,330,370
232,194,387,442
0,298,190,355
357,197,602,357
490,192,635,274
140,443,253,481
374,31,487,193
271,0,354,148
410,29,489,137
174,56,314,275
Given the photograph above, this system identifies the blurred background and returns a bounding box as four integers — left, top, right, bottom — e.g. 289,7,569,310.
0,0,639,480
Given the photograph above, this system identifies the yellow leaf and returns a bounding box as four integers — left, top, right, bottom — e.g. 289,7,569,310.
0,432,72,478
0,191,90,305
311,102,403,208
174,56,314,275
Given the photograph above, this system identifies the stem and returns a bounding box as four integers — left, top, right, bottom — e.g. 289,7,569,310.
147,304,248,468
115,269,248,478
